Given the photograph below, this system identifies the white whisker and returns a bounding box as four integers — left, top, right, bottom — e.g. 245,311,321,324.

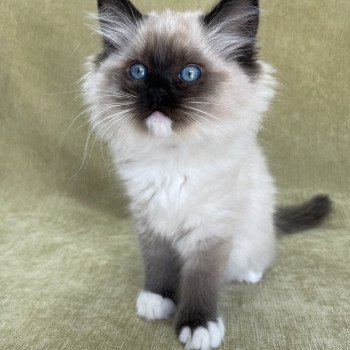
69,108,134,179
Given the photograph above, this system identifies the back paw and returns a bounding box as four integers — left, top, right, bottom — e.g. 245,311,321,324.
226,270,263,284
241,270,263,284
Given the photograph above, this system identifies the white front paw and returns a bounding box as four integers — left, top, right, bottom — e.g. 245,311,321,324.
179,317,225,350
136,290,176,320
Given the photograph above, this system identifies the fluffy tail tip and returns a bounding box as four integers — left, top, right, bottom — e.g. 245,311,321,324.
275,194,332,234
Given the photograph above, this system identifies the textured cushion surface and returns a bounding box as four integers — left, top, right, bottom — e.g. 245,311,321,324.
0,1,349,349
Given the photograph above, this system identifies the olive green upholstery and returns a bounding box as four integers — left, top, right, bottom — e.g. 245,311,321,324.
0,1,348,349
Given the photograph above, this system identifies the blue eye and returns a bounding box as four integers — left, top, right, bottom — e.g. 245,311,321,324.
179,65,202,82
129,63,148,80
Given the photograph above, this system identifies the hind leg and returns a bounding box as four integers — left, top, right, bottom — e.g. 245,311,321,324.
224,204,276,284
224,149,277,284
224,247,271,284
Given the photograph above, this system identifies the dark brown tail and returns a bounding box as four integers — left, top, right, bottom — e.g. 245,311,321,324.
274,194,332,234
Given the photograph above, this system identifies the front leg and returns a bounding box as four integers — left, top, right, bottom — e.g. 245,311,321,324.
175,238,231,350
137,232,181,321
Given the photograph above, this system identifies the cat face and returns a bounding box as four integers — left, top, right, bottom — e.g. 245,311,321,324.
103,17,224,131
84,0,273,140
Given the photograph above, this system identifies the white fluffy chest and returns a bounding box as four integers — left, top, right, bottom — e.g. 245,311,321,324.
117,145,197,227
118,158,194,235
111,137,246,237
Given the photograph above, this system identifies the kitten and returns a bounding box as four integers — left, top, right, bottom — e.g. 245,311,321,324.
82,0,331,349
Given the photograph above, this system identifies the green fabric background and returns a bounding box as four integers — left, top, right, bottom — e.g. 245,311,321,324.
0,0,349,349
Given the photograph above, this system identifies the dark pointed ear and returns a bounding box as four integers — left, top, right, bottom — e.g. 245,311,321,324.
97,0,143,57
202,0,260,75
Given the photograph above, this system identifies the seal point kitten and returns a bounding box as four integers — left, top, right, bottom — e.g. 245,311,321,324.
82,1,332,349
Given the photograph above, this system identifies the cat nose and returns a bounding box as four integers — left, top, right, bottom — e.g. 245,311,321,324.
146,87,169,108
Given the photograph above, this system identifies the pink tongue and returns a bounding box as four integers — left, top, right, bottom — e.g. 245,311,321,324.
145,111,173,137
147,111,169,120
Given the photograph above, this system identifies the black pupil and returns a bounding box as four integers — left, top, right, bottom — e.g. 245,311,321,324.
133,65,144,78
